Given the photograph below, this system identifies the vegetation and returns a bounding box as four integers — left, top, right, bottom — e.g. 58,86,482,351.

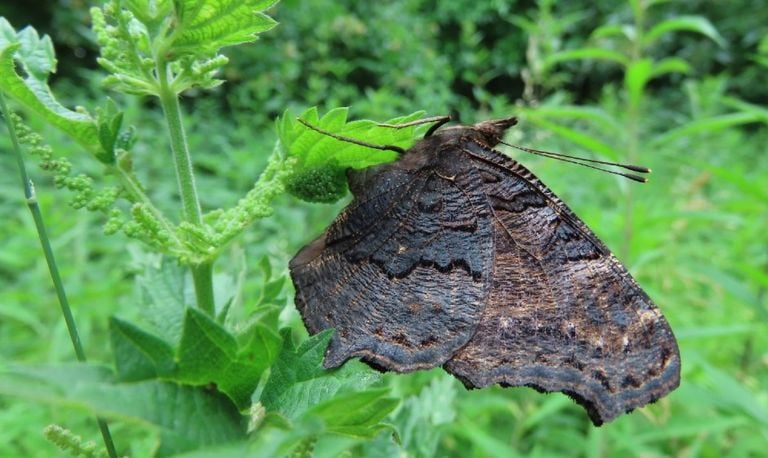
1,0,766,456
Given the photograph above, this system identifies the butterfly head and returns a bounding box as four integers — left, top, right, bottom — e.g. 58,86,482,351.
471,117,518,147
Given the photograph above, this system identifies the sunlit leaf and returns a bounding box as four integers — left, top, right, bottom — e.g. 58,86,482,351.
644,16,726,48
176,308,274,409
524,115,622,160
542,48,628,72
0,19,102,156
166,0,279,56
651,113,763,147
625,58,653,109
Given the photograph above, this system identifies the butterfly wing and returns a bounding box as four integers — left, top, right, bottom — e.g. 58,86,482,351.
290,147,495,371
444,141,680,425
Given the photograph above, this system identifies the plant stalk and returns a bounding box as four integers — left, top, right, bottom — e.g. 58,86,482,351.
1,94,118,458
621,1,646,261
156,62,216,314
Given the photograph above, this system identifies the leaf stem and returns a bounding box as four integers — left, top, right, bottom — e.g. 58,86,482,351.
155,60,216,313
1,93,119,458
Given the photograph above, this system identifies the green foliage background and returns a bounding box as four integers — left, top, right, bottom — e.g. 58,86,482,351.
1,0,767,456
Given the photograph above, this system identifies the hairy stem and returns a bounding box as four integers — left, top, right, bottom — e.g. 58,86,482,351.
1,94,119,458
156,61,216,313
191,262,216,316
157,64,203,225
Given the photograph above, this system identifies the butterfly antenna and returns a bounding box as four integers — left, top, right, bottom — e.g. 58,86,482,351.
376,115,451,138
499,140,650,183
297,118,406,154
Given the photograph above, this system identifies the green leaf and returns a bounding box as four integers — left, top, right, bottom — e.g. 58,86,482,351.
0,364,245,456
451,419,524,458
166,0,279,56
542,48,628,72
0,19,102,156
524,115,622,160
393,376,457,457
176,308,270,409
259,330,333,417
236,305,283,377
278,107,430,202
259,330,383,420
521,105,622,135
651,113,764,147
95,98,125,164
279,107,428,170
590,23,629,41
123,0,174,28
624,58,653,109
644,16,726,49
110,317,176,381
305,388,398,438
651,57,691,79
137,255,191,345
174,417,324,458
723,96,768,124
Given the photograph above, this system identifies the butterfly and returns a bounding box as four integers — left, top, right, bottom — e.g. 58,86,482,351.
289,116,680,425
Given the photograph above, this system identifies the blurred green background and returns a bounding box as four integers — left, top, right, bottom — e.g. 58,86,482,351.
1,0,767,456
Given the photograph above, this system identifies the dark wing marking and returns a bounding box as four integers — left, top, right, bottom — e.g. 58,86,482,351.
444,141,680,425
290,148,494,371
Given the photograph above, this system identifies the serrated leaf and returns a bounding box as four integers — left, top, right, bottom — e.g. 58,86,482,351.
110,317,176,381
0,363,245,456
277,107,428,171
280,107,431,202
167,0,279,56
259,330,333,413
261,276,286,304
0,19,102,156
176,308,267,409
259,330,382,420
95,98,124,163
393,376,456,457
137,255,191,345
124,0,174,28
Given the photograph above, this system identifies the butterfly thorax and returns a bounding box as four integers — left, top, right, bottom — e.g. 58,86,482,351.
401,117,518,168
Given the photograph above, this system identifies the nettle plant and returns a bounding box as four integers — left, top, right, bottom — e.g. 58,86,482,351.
0,1,427,456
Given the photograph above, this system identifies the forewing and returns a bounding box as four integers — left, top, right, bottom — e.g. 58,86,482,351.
290,149,494,372
444,142,680,425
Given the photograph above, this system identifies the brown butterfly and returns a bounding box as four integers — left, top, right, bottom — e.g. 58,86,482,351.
289,116,680,425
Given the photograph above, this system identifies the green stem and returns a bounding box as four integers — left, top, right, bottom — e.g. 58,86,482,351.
1,94,118,458
155,61,216,313
156,64,203,225
621,1,646,261
192,262,215,316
